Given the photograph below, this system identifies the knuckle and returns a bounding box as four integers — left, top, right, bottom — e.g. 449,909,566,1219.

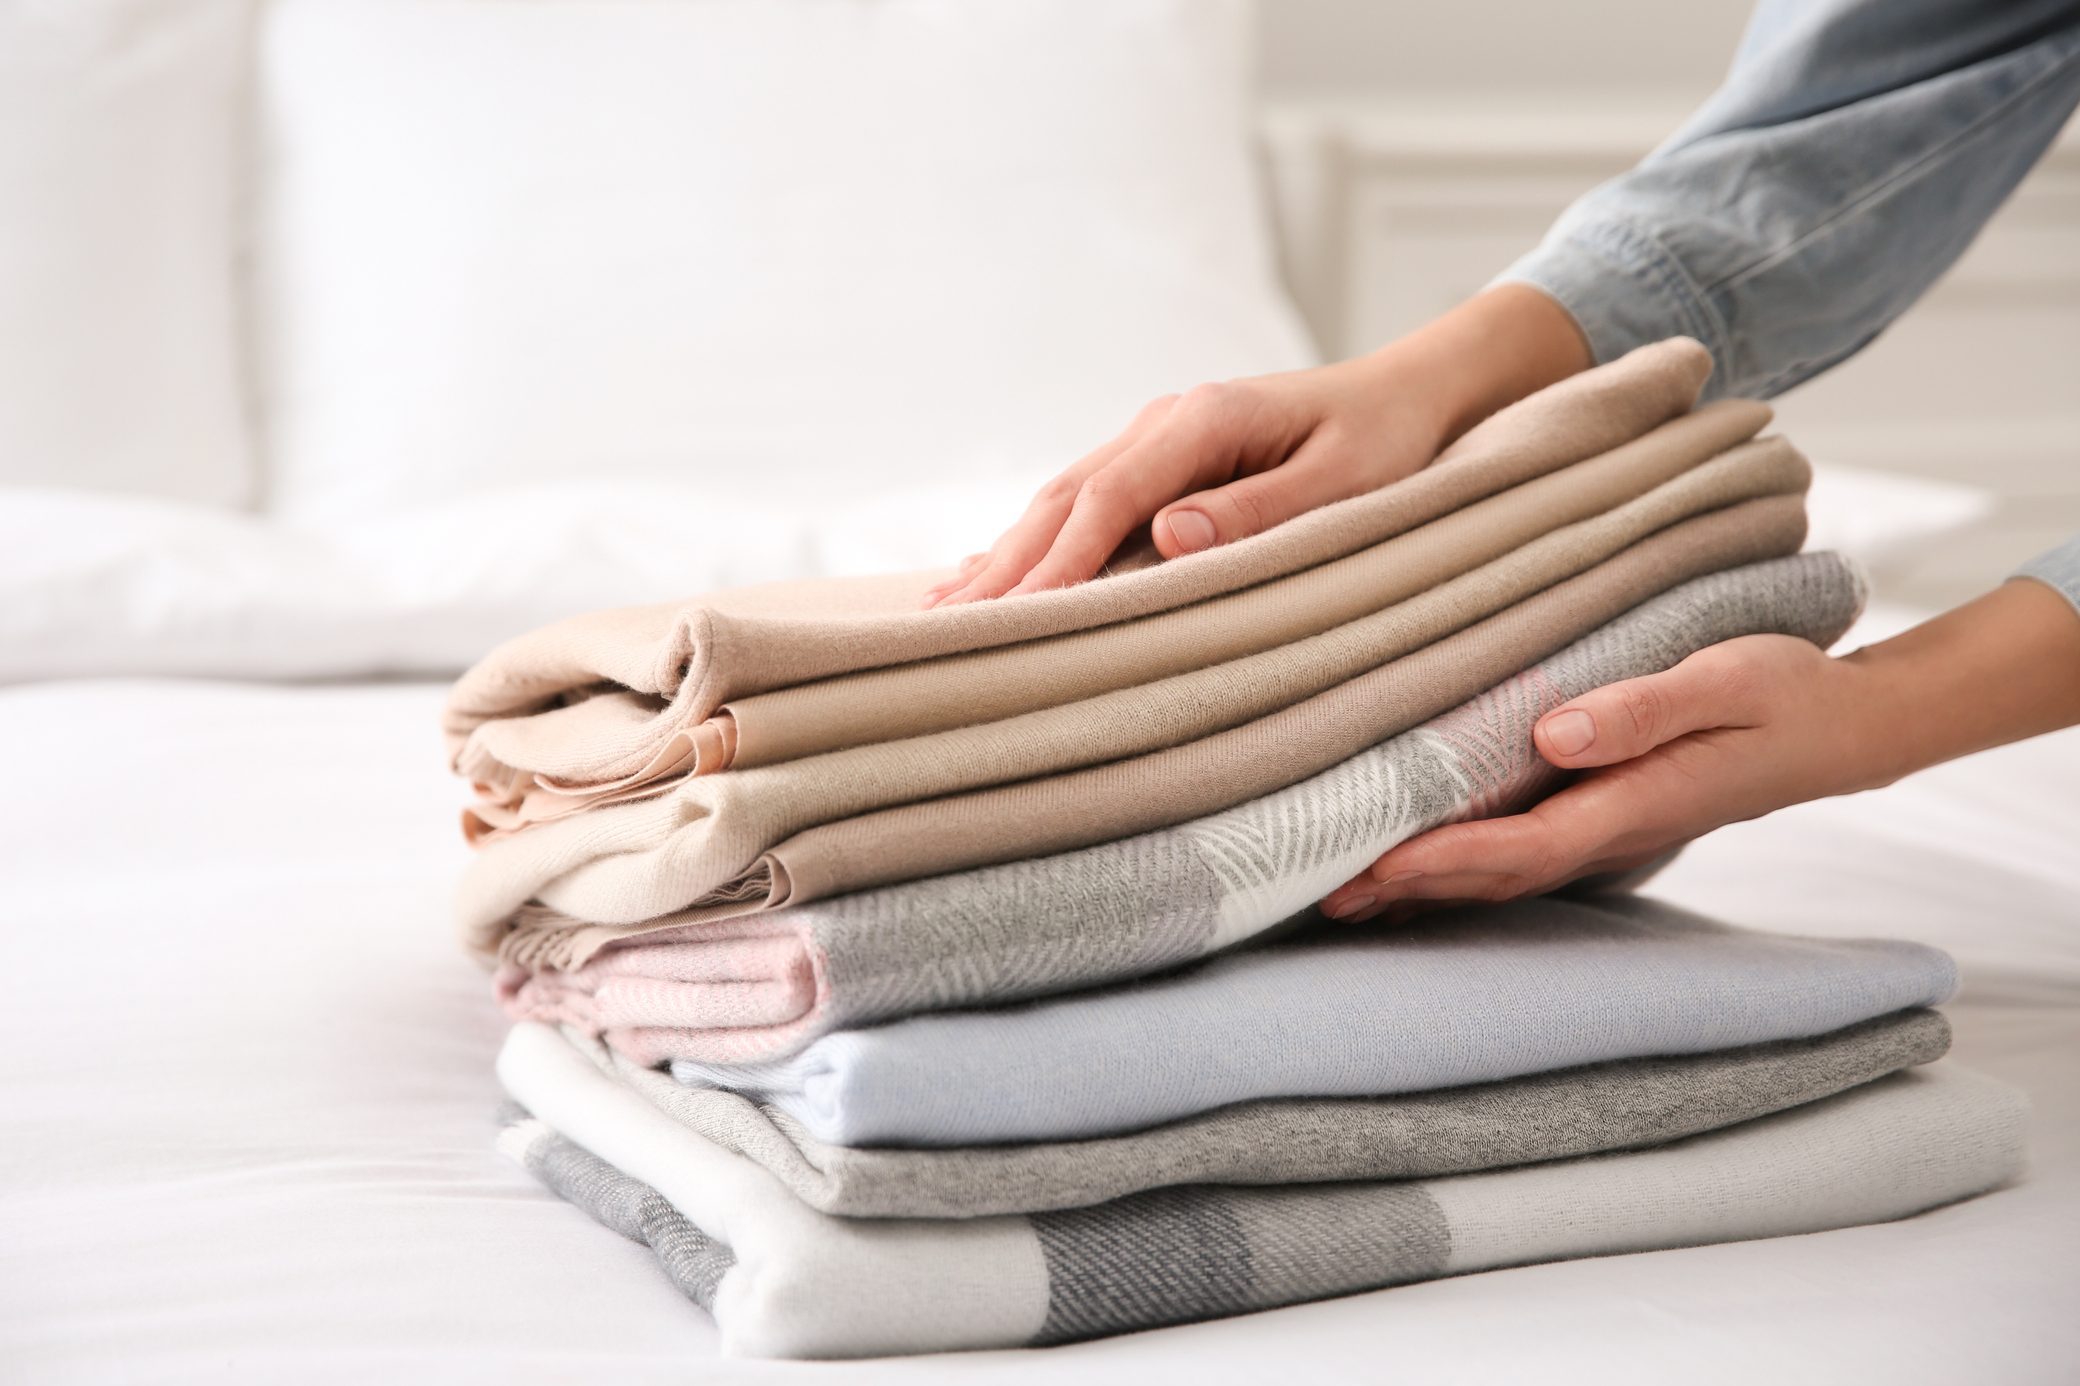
1517,811,1590,885
1465,875,1518,902
1519,839,1571,888
1709,657,1763,710
1219,484,1276,536
1075,471,1134,517
1033,475,1082,511
1686,641,1767,713
1176,380,1241,421
1138,393,1183,424
1616,679,1667,743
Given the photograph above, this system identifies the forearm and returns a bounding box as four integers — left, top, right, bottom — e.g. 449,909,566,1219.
1839,577,2080,791
1500,0,2080,399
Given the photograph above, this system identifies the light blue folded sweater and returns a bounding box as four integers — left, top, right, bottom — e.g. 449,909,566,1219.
673,895,1958,1146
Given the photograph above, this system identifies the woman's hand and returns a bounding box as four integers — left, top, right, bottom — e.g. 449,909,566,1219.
922,284,1592,606
1320,635,1879,921
1320,577,2080,922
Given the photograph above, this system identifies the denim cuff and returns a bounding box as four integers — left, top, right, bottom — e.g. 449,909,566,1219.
2014,535,2080,620
1495,210,1736,400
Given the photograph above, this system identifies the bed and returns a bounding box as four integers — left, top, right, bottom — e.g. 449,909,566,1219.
3,2,2075,1379
3,604,2074,1382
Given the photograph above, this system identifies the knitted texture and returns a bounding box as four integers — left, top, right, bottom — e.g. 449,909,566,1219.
496,1026,2027,1360
497,551,1867,1062
588,1009,1950,1218
668,894,1960,1147
464,399,1771,837
458,495,1811,954
446,338,1715,803
456,444,1805,917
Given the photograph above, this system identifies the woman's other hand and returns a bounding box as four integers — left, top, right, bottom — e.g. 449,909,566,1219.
922,284,1591,606
1319,578,2080,922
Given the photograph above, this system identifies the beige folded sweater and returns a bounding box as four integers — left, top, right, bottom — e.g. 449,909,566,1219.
445,338,1715,818
469,398,1772,845
462,485,1807,958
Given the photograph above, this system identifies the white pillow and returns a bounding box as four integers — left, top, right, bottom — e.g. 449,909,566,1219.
254,0,1315,522
0,0,255,507
0,478,1038,682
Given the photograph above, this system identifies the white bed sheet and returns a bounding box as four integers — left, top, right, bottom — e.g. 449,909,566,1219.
2,645,2075,1382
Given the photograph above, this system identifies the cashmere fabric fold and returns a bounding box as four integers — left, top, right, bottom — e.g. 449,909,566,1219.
445,339,1715,810
460,440,1806,912
496,1026,2026,1359
565,1009,1953,1218
459,492,1812,952
668,895,1960,1147
468,399,1772,836
723,406,1772,773
497,552,1869,1059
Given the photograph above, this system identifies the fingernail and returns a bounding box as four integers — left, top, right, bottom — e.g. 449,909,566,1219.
1543,709,1596,756
1164,509,1216,553
1325,894,1374,920
1373,869,1424,890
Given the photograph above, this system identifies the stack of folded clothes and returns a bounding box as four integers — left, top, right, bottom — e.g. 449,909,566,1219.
446,339,2026,1359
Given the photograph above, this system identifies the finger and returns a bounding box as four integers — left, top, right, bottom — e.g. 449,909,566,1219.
1320,853,1498,921
1362,788,1639,901
931,399,1177,606
918,553,993,604
1150,429,1359,557
1321,893,1461,926
923,479,1087,607
1007,387,1250,594
927,465,1108,607
1374,751,1731,900
1532,641,1770,769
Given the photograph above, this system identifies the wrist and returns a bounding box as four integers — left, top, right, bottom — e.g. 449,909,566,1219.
1835,578,2080,790
1823,649,1922,795
1363,284,1594,451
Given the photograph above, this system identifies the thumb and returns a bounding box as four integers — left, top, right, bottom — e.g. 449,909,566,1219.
1534,645,1764,768
1151,436,1367,557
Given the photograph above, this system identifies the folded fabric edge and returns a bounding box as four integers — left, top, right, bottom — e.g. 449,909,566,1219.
443,339,1721,775
474,541,1857,974
622,1007,1954,1218
493,1045,2027,1360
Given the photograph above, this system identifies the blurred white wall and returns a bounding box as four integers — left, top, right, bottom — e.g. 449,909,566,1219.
1260,0,1750,100
1254,0,2080,608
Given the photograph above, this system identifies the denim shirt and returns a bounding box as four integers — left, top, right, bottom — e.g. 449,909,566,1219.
1501,0,2080,615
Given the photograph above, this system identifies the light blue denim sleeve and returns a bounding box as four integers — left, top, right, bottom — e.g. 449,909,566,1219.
1502,0,2080,398
1500,0,2080,606
2016,536,2080,617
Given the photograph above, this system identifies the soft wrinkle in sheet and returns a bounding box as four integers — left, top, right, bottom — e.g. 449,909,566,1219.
497,552,1868,1058
444,339,1714,803
580,1010,1952,1218
495,1026,2027,1360
459,492,1811,951
668,894,1961,1148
